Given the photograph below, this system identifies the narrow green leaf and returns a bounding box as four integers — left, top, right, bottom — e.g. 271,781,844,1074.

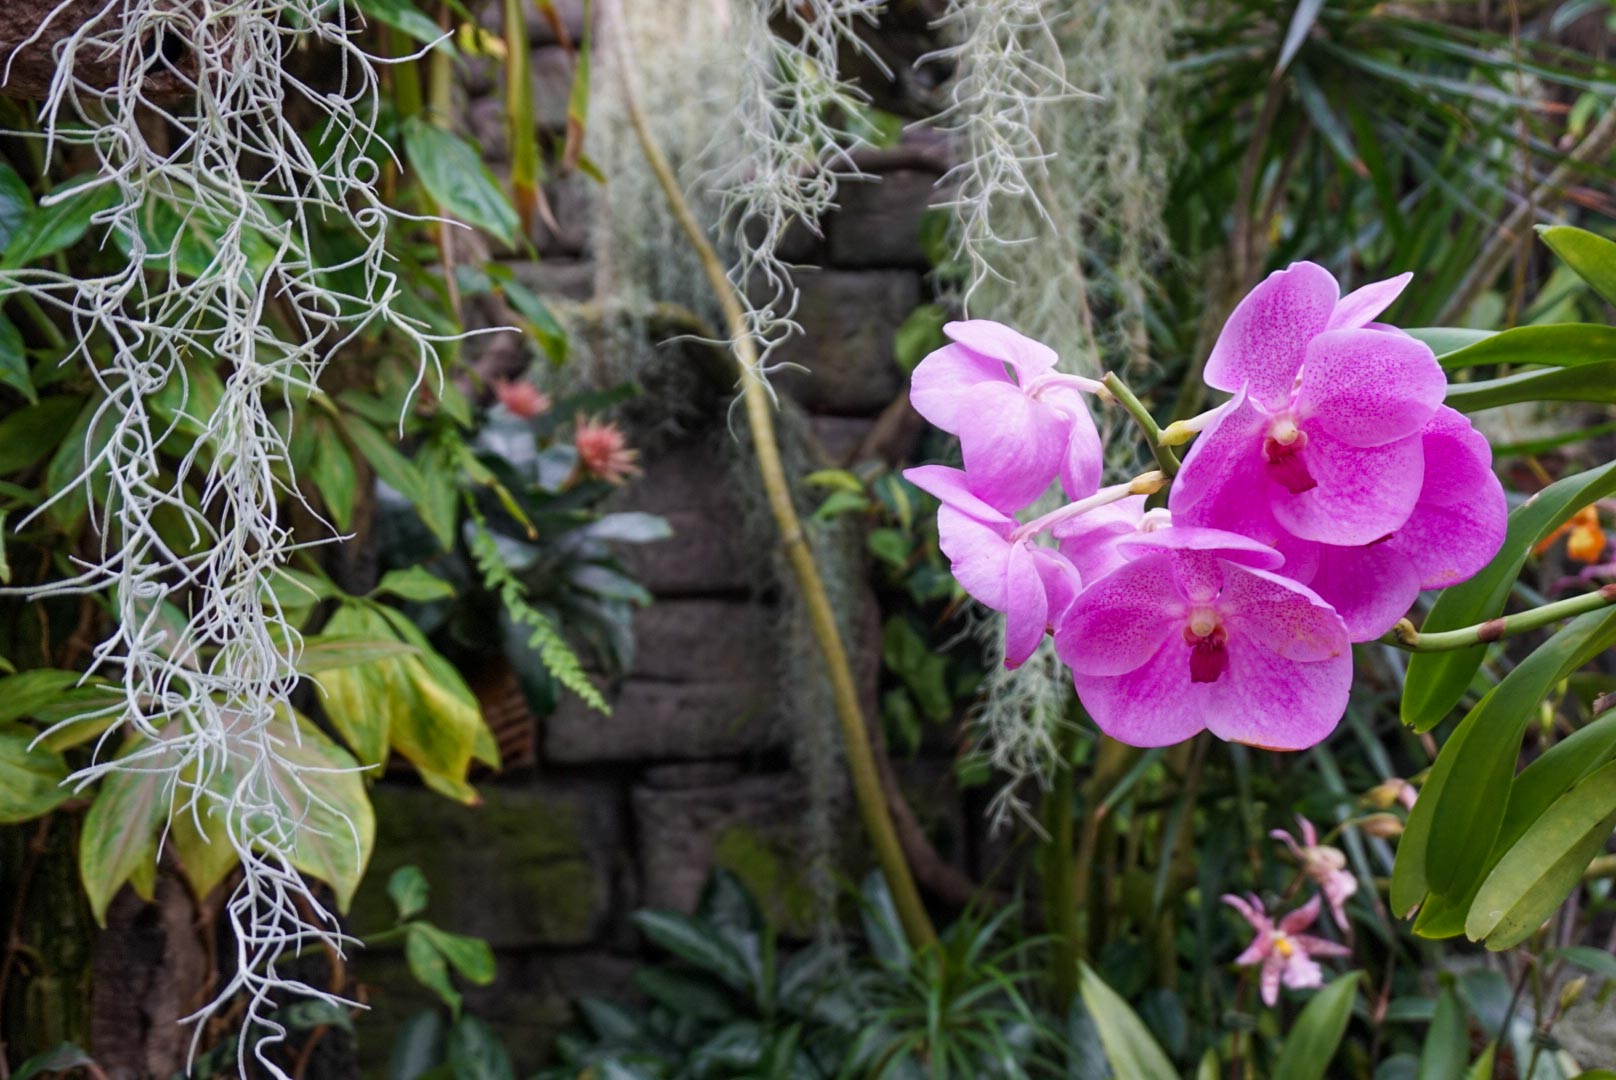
0,162,35,250
1468,760,1616,948
1077,963,1177,1080
1545,945,1616,982
1416,987,1467,1080
1446,361,1616,412
295,634,421,674
0,395,84,476
631,910,753,992
373,566,456,603
1435,323,1616,371
309,422,358,531
499,273,569,365
1272,973,1362,1080
1537,225,1616,307
445,1015,515,1080
1276,0,1326,75
0,312,35,403
354,0,448,48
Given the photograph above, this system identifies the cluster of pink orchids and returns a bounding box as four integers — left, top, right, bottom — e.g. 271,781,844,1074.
905,262,1508,751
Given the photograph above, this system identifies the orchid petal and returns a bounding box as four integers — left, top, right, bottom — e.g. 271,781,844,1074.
1002,542,1049,668
1205,262,1339,407
1219,563,1352,662
1269,427,1424,546
1297,328,1444,447
1327,272,1412,330
1055,555,1182,677
957,383,1069,513
944,319,1059,382
1203,627,1352,751
909,340,1012,432
902,465,1014,525
936,506,1013,611
1307,541,1422,641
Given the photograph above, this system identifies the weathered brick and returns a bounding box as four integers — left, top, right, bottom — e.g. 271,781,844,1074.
825,169,941,270
545,679,781,763
600,437,751,596
770,270,921,415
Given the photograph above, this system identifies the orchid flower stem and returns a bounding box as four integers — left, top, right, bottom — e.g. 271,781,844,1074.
1012,472,1165,542
1101,372,1180,478
1381,584,1616,653
611,6,937,950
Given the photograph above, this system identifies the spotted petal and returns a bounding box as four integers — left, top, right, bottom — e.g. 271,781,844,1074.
1269,427,1424,546
1327,272,1412,331
1055,554,1183,677
1296,328,1444,447
1204,262,1339,408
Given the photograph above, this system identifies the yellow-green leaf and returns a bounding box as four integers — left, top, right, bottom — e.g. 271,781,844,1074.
80,743,168,925
0,722,69,823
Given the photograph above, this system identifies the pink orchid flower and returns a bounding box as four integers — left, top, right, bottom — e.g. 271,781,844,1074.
1223,893,1352,1006
1302,406,1506,639
1173,264,1446,547
905,465,1083,668
1053,526,1351,749
909,320,1104,513
1271,816,1358,932
1052,495,1172,584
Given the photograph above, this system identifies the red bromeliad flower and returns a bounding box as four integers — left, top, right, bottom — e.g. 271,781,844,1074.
494,379,551,419
574,414,641,485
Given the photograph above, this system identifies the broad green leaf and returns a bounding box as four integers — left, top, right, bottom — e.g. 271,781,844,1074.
1468,760,1616,948
388,1009,447,1080
1416,987,1467,1080
337,414,455,550
0,722,69,823
1,178,116,269
402,116,519,246
80,741,168,924
0,669,89,723
634,967,734,1021
0,162,35,250
1546,945,1616,982
1462,1045,1497,1080
0,312,35,403
310,422,358,531
1401,459,1616,732
168,774,240,903
411,922,495,985
1077,963,1177,1080
585,511,672,544
1272,973,1362,1080
44,395,114,529
0,395,84,475
388,864,430,921
312,605,399,770
373,566,456,603
1435,323,1616,371
1538,225,1616,308
1398,608,1616,913
295,633,420,674
1446,361,1616,413
405,923,463,1016
893,304,948,373
631,910,753,992
10,1044,95,1080
261,711,375,912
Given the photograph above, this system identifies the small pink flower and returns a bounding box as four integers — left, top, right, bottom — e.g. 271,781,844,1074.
573,414,640,485
909,320,1104,513
906,465,1083,668
1054,525,1351,750
1223,892,1352,1006
1173,264,1445,548
494,379,551,419
1053,496,1172,584
1271,816,1358,931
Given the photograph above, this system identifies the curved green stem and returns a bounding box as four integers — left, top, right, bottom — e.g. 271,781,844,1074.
610,9,936,948
1381,584,1616,653
1101,372,1180,478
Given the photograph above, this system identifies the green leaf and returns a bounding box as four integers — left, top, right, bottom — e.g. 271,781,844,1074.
411,922,495,985
405,924,463,1016
79,742,167,925
1468,759,1616,949
893,304,948,373
866,527,910,571
0,312,35,403
1272,973,1362,1080
354,0,447,48
1435,323,1616,371
0,669,92,723
1546,945,1616,982
0,395,84,475
1405,328,1494,357
1537,225,1616,307
388,864,430,921
311,606,398,771
263,711,375,912
1397,608,1616,915
402,116,519,247
1276,0,1326,74
1401,459,1616,732
1416,987,1467,1080
310,422,359,531
338,415,455,550
633,967,735,1022
0,162,35,251
0,722,69,823
445,1015,515,1080
373,567,457,603
585,512,672,544
295,633,421,674
1077,963,1177,1080
498,273,569,366
168,777,240,903
1,178,116,269
631,910,752,992
1445,361,1616,413
11,1044,95,1080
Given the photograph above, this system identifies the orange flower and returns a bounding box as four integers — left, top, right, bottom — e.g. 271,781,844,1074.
573,414,640,485
1535,505,1608,565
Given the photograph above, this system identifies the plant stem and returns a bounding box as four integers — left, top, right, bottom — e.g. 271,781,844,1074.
1380,584,1616,652
1101,372,1180,478
610,8,937,948
1041,710,1081,1006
